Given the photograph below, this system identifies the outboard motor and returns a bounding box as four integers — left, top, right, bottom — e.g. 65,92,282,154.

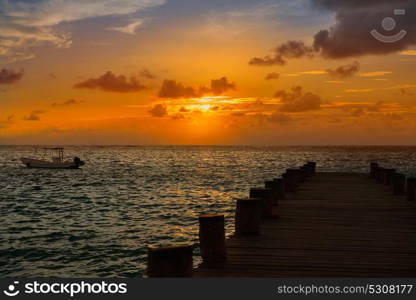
73,157,85,167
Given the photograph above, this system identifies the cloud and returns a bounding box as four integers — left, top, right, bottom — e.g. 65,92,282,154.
52,98,82,107
250,1,416,65
107,18,148,34
74,71,147,93
249,40,315,66
148,104,168,117
359,71,392,77
400,50,416,56
171,113,186,120
0,114,15,129
326,61,360,78
336,101,384,116
400,88,414,96
265,72,280,80
23,110,46,121
311,0,416,59
268,112,293,124
344,88,373,93
140,68,156,79
210,77,236,95
158,77,236,98
0,69,24,84
275,86,322,113
230,112,246,117
0,0,165,62
158,79,199,98
179,107,190,113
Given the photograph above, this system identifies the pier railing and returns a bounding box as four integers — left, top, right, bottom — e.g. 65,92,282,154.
146,161,317,277
146,161,415,277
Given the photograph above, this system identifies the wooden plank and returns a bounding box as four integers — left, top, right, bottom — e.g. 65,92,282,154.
194,172,416,277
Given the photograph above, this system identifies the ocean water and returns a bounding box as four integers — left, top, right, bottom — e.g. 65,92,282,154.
1,145,416,277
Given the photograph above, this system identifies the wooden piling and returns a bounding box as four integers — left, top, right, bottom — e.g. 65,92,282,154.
273,178,286,200
300,166,308,182
147,244,194,277
406,178,416,201
393,173,406,195
303,163,313,176
307,161,316,174
198,214,226,264
265,181,279,205
195,172,416,277
235,198,262,235
284,169,298,192
250,187,275,218
376,167,385,183
383,169,396,186
370,162,378,178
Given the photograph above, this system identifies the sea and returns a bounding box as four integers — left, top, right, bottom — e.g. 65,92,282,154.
1,145,416,277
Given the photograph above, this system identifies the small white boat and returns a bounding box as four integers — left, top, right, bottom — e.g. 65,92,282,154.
21,147,85,169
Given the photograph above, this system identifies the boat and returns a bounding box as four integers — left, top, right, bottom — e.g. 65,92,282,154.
20,147,85,169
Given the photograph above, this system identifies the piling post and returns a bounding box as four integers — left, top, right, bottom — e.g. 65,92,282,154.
273,178,286,200
384,169,396,186
370,162,378,178
300,166,308,182
265,181,279,205
303,164,312,176
406,178,416,201
198,214,226,264
235,198,263,235
376,167,385,183
393,173,406,196
250,187,275,218
147,244,194,277
284,169,298,192
307,161,316,174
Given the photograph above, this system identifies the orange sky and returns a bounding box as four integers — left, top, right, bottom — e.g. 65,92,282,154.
1,0,416,145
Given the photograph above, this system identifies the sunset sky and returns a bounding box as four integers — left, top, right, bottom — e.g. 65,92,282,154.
1,0,416,145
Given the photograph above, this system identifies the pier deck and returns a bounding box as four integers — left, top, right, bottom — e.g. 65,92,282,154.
195,172,416,277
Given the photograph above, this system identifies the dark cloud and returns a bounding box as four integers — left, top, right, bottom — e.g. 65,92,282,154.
52,98,82,107
268,112,293,124
275,86,322,113
230,112,246,117
210,77,236,95
311,0,416,58
338,101,384,116
249,41,314,66
351,108,365,117
179,106,190,112
265,72,280,80
159,77,236,98
326,61,360,78
0,114,15,129
74,71,147,93
0,68,24,84
400,88,414,96
250,1,416,65
23,110,46,121
140,68,156,79
148,104,168,117
171,113,186,120
249,55,286,66
158,79,198,98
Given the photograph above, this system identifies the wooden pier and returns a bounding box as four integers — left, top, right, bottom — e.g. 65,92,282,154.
147,163,416,277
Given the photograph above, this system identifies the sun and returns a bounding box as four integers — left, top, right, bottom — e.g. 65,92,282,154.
198,104,211,111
